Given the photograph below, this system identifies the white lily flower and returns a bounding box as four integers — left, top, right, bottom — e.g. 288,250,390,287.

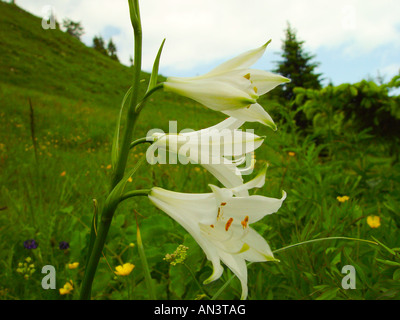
146,117,264,192
163,41,290,130
148,167,286,299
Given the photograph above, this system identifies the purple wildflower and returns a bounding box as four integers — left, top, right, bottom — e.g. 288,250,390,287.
24,239,38,249
59,241,69,250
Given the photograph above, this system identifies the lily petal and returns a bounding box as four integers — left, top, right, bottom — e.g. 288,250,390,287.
239,228,275,262
148,192,224,283
192,117,245,134
223,191,287,224
230,163,268,196
150,187,216,224
205,41,271,76
218,250,249,300
164,79,257,111
222,103,277,130
202,162,244,192
247,69,290,95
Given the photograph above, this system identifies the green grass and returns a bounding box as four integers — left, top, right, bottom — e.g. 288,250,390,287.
1,2,400,300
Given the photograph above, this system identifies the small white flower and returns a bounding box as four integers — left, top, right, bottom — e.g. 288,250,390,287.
163,41,290,130
148,167,286,299
146,117,264,190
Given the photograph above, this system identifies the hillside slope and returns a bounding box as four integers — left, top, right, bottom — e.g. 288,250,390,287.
0,2,148,108
0,2,223,132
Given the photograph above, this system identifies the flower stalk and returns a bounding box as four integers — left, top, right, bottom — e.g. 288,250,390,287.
111,0,143,190
80,0,144,300
134,210,156,299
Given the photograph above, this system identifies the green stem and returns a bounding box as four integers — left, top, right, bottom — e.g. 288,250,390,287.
126,276,132,300
135,214,156,299
80,191,149,299
272,236,378,254
111,5,142,190
183,262,210,299
136,83,164,113
120,189,151,202
84,199,99,271
80,204,116,299
79,0,143,300
211,272,235,300
130,137,153,150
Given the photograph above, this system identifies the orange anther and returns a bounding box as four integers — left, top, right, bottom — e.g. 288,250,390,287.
241,216,249,229
225,218,234,231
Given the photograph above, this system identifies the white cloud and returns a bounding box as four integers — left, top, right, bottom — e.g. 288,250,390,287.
14,0,400,78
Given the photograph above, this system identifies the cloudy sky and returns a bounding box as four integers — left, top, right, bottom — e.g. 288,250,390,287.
16,0,400,86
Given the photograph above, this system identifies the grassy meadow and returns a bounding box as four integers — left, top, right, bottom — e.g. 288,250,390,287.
1,2,399,300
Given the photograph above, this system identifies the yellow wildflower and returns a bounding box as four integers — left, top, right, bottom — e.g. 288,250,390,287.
106,164,112,170
59,280,73,295
68,262,79,269
60,171,66,177
337,195,350,203
367,216,381,229
288,151,296,157
127,177,133,183
114,263,135,276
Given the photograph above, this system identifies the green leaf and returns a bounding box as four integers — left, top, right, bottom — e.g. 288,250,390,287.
393,268,400,280
316,287,339,300
349,86,358,96
372,237,397,255
295,93,304,105
147,39,166,92
60,205,74,214
376,259,400,267
331,251,342,266
111,86,132,170
105,156,145,210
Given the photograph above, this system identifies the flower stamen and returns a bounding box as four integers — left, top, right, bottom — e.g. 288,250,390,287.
217,203,226,220
225,218,234,231
241,216,249,229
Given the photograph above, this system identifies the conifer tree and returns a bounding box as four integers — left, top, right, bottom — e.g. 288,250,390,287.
273,23,322,101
